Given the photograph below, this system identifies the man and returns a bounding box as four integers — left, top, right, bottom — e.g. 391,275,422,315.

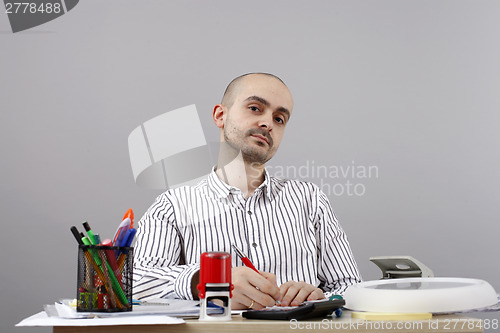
133,73,361,309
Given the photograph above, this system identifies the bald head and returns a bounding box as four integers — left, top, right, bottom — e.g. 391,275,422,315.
221,73,288,108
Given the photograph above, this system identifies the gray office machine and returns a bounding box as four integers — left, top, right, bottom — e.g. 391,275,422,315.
370,256,434,279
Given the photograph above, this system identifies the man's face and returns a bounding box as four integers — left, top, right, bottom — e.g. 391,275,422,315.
222,75,294,164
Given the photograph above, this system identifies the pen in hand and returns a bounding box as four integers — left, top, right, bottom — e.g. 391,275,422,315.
232,244,261,275
232,244,282,305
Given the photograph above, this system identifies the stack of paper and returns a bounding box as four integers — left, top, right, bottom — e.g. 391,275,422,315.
17,298,224,327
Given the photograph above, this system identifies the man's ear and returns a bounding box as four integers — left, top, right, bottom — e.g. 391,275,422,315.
213,104,225,129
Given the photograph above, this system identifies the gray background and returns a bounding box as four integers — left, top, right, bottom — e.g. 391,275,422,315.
1,1,499,332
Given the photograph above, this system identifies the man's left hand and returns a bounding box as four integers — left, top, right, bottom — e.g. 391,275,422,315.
279,281,325,306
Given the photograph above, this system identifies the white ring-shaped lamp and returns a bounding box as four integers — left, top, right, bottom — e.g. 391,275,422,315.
344,277,498,313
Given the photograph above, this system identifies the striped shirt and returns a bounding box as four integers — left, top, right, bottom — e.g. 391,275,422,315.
133,168,361,301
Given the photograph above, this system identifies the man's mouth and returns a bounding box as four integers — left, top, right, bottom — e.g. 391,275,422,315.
251,134,269,145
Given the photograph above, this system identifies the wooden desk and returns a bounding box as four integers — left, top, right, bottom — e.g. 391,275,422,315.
54,311,483,333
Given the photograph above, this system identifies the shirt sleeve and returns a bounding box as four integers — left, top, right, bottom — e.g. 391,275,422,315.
314,189,362,296
133,193,200,300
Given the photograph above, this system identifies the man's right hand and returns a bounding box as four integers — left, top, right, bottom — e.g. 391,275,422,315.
231,266,282,310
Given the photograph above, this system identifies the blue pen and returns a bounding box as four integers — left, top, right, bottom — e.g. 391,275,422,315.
117,228,136,255
123,228,137,247
115,228,136,267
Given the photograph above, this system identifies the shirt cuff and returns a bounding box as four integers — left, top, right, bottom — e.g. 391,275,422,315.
174,263,201,300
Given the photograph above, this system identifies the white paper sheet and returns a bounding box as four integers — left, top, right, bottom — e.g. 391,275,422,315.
50,299,207,319
16,311,185,327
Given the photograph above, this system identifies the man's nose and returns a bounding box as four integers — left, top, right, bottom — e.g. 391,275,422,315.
258,114,273,131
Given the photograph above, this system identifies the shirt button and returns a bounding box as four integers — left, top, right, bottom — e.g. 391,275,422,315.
252,242,258,248
247,211,252,215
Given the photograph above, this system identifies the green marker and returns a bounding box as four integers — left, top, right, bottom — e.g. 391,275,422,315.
99,252,129,306
81,235,102,266
82,221,96,245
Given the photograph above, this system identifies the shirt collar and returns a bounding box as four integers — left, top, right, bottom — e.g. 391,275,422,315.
208,166,272,200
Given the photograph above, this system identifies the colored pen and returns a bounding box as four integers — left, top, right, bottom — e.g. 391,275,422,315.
112,209,134,246
71,226,94,293
233,245,282,305
113,217,131,246
116,228,136,269
81,236,102,265
122,228,137,248
101,239,123,288
83,221,97,245
232,244,261,275
98,250,126,308
122,208,134,228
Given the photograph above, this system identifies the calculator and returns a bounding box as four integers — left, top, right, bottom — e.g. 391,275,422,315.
242,299,345,320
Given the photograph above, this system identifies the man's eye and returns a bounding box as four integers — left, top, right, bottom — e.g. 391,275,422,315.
275,117,285,124
250,106,260,112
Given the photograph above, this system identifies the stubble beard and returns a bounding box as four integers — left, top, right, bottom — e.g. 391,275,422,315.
223,128,273,165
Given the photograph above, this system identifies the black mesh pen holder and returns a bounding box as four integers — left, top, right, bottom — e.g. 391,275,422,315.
76,245,133,312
